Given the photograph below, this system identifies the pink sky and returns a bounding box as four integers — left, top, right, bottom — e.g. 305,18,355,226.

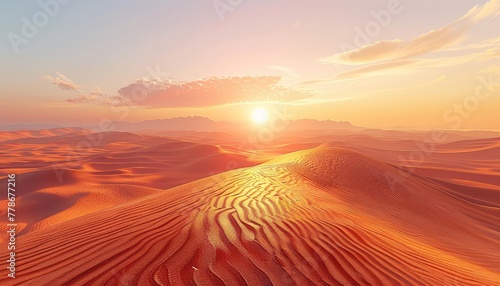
1,0,499,130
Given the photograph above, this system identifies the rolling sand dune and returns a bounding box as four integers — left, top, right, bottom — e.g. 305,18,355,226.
1,147,499,285
0,131,260,242
0,128,90,143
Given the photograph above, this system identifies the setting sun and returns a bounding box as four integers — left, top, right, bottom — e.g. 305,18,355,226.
4,1,500,284
252,108,269,124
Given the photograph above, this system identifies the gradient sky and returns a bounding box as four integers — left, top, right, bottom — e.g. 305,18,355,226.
1,0,499,130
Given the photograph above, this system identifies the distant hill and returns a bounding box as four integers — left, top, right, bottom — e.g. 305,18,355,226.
112,116,361,132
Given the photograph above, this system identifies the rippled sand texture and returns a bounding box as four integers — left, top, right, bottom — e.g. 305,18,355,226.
1,141,499,285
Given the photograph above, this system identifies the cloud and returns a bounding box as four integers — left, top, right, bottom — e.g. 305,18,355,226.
304,47,500,84
461,0,500,23
429,74,446,85
320,22,468,65
300,59,420,85
65,88,122,105
319,0,498,66
446,36,500,52
334,59,418,80
44,72,80,92
309,0,500,84
267,65,300,78
320,40,403,65
66,76,317,108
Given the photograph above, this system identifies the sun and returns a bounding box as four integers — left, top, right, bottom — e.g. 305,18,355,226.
252,108,269,124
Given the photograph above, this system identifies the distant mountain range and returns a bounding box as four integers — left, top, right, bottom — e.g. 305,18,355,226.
109,116,362,132
0,117,361,132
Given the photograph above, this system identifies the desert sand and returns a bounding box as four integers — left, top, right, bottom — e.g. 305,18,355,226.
0,129,499,285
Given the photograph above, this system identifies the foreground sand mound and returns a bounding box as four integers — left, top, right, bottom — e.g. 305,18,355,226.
1,147,499,285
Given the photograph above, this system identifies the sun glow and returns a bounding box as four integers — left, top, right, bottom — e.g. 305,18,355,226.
252,108,269,125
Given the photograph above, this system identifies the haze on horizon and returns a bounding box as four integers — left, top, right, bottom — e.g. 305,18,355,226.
1,0,499,130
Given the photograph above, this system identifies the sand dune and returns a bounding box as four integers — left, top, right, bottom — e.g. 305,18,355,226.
0,128,90,143
1,147,498,285
0,131,259,242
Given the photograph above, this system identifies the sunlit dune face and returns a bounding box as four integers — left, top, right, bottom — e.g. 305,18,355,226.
252,108,269,125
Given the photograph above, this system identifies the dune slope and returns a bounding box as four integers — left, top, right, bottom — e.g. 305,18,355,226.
0,131,258,241
1,147,499,285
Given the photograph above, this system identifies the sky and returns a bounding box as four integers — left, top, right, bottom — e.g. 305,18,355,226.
1,0,499,130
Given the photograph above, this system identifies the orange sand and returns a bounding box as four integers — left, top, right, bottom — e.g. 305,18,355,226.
0,129,499,285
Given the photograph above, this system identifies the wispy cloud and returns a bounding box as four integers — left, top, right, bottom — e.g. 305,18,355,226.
302,59,418,84
461,0,500,23
66,76,318,108
314,0,500,81
333,59,418,80
429,74,446,84
303,47,499,85
446,37,500,52
320,40,404,65
319,20,469,66
44,72,81,92
267,65,300,78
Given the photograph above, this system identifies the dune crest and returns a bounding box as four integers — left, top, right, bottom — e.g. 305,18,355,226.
1,147,499,285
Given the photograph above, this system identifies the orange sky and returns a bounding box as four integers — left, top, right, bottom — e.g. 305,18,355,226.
1,0,499,130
